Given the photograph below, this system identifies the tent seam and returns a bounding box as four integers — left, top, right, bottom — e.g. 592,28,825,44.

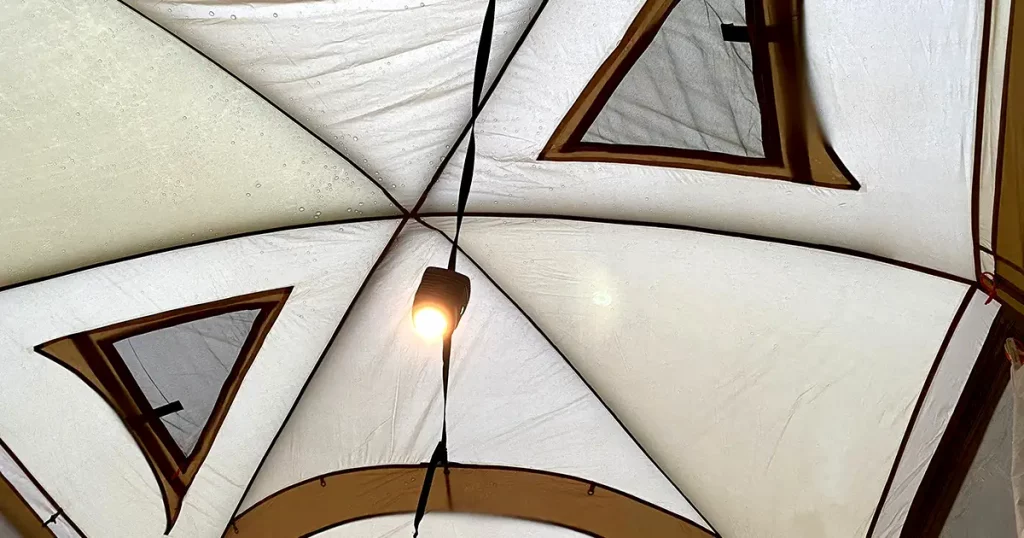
415,217,722,537
112,0,410,217
219,217,411,536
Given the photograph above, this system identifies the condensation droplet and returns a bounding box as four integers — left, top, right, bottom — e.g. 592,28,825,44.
315,189,320,193
358,202,364,206
353,136,359,141
230,14,237,19
209,10,214,16
246,192,251,197
315,211,322,217
299,207,305,212
391,184,397,188
323,165,328,169
273,12,278,17
346,208,352,212
255,182,262,188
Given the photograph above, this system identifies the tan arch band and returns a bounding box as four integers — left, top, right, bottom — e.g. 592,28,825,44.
227,464,713,538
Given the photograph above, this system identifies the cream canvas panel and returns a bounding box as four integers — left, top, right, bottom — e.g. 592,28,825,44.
0,220,399,537
242,223,708,529
422,0,985,279
426,215,969,537
0,0,397,288
871,289,1000,537
126,0,545,208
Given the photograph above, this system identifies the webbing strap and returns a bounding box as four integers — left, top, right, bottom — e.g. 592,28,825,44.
447,0,496,271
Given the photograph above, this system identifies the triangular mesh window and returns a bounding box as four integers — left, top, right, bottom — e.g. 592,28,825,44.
112,310,260,457
581,0,768,158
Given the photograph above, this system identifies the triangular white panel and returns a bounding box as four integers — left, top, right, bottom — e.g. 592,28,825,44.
313,513,586,537
425,215,969,538
0,0,397,287
243,222,709,530
125,0,545,208
420,0,985,278
0,219,400,538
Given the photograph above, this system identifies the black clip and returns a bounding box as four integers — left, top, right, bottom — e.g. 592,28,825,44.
42,509,63,526
587,484,595,496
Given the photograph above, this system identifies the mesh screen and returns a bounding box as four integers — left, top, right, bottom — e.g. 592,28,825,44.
582,0,765,157
113,310,259,457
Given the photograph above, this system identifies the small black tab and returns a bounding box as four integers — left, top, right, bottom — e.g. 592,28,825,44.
42,509,62,527
151,400,184,418
721,23,750,43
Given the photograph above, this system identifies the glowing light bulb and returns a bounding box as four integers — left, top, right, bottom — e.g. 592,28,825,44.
413,306,449,340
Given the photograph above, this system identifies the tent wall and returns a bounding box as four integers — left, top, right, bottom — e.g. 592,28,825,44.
870,290,1000,536
238,223,708,535
0,220,400,538
424,215,970,538
939,384,1016,537
0,0,397,288
124,0,546,209
422,0,986,280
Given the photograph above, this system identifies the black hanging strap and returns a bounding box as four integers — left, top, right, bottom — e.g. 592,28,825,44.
415,2,495,534
448,0,496,272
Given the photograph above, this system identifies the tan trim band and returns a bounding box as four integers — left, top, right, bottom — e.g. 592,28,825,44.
228,464,713,538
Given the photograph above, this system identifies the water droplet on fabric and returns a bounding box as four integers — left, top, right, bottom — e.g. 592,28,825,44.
353,136,359,141
299,207,305,212
391,184,397,188
246,192,251,197
209,10,214,16
256,182,262,188
231,14,237,19
315,211,322,217
358,202,364,206
346,208,352,212
273,12,278,17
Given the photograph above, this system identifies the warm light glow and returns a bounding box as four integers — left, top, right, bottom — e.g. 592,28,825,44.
413,306,449,340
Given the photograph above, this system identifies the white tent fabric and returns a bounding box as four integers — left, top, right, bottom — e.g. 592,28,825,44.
0,0,398,287
872,290,1001,537
0,220,398,537
125,0,545,208
421,0,984,279
426,215,970,537
242,223,708,529
0,0,1012,536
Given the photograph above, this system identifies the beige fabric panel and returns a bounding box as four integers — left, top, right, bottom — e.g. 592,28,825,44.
0,0,396,287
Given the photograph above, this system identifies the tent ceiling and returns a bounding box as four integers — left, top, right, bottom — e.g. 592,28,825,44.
0,0,1014,536
0,0,399,288
125,0,545,209
421,0,984,279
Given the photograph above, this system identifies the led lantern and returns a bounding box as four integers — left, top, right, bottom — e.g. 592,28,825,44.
412,267,471,340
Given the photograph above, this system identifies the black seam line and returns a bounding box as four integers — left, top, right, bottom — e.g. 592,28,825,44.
413,217,722,537
409,0,551,215
0,435,87,537
971,0,995,285
863,285,977,538
220,216,410,536
234,463,713,538
0,214,403,294
112,0,409,217
415,211,976,287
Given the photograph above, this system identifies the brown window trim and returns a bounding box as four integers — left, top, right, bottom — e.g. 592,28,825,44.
34,287,291,533
227,463,714,538
540,0,860,190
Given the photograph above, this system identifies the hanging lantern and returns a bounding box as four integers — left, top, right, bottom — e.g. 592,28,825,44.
412,267,471,340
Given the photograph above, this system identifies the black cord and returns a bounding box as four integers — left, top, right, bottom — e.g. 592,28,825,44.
447,0,496,272
415,2,496,535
